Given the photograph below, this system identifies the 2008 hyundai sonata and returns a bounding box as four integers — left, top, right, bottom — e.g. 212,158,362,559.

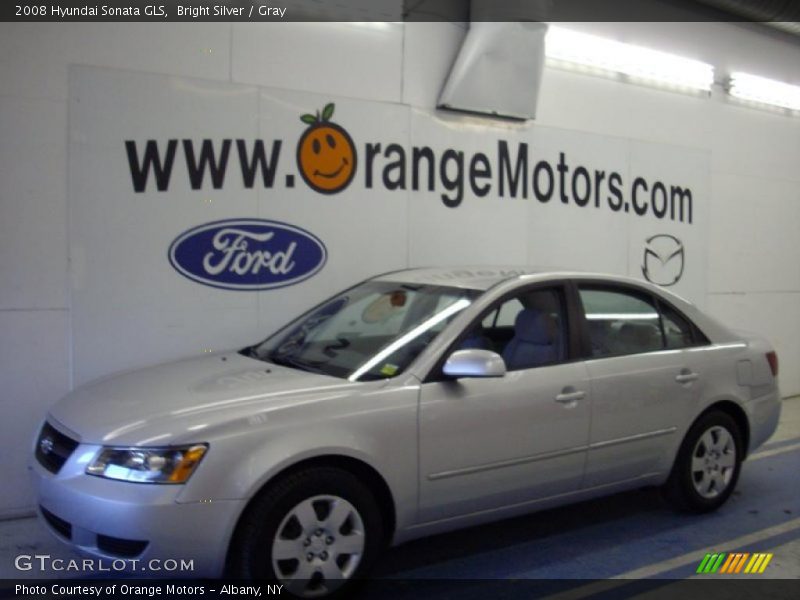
32,268,781,596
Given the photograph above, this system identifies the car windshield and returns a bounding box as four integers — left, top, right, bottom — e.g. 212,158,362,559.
247,281,480,381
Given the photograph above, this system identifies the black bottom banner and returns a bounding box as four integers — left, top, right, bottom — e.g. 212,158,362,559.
2,579,798,600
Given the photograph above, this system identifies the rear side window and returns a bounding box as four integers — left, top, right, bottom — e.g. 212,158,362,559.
579,288,662,357
659,302,695,349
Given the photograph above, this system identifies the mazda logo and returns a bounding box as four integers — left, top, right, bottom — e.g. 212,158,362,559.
642,234,685,287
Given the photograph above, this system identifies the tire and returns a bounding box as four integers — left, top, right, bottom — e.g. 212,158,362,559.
227,467,385,598
663,411,743,513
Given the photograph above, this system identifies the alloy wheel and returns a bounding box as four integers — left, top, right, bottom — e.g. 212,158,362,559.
271,495,366,597
690,425,737,499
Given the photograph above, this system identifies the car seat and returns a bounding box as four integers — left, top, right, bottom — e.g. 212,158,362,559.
502,308,559,370
459,328,492,351
618,322,660,354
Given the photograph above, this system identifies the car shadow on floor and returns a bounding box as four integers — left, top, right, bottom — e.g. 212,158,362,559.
373,486,681,578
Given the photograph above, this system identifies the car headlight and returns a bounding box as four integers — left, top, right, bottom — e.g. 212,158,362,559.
86,444,208,484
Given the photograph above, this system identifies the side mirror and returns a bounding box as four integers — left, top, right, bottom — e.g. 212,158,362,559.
443,349,507,379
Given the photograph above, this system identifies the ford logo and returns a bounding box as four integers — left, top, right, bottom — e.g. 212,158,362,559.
168,219,327,291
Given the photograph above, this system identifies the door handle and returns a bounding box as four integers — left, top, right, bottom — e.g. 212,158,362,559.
675,372,699,384
555,390,586,404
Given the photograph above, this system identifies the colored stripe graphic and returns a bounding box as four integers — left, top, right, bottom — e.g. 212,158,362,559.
733,553,749,573
720,553,740,573
744,553,774,573
720,552,742,573
702,553,725,573
696,554,712,573
719,553,736,573
758,554,773,573
744,554,760,573
698,552,773,574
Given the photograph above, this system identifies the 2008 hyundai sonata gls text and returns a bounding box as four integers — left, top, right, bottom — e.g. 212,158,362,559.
32,268,781,596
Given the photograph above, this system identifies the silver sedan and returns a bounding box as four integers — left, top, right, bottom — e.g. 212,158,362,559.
32,268,781,597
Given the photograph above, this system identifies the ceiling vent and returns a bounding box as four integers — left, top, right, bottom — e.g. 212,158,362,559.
437,1,551,120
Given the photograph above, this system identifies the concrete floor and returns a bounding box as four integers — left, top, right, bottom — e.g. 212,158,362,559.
1,399,798,587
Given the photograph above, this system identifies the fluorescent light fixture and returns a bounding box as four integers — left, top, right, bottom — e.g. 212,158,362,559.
347,22,395,31
546,26,714,92
586,313,659,321
729,72,800,111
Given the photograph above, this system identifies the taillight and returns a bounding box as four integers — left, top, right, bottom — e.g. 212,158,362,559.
766,351,779,377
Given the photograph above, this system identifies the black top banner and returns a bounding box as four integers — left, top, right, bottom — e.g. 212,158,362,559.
3,0,800,22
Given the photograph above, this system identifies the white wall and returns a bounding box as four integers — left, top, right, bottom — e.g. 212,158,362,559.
0,19,798,516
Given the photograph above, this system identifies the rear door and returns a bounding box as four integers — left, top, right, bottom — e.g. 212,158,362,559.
577,284,706,488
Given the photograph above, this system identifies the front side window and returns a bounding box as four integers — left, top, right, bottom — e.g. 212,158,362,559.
248,281,479,381
579,287,662,357
462,287,567,371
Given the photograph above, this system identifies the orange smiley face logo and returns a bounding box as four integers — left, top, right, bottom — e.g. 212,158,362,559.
296,103,357,194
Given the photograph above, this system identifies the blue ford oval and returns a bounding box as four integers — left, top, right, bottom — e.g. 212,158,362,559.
168,219,327,291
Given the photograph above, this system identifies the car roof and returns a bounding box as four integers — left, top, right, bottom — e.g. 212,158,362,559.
373,266,697,308
372,266,539,290
372,266,647,291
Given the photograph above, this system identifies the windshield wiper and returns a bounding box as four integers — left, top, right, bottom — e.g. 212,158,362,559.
323,336,351,358
267,353,328,375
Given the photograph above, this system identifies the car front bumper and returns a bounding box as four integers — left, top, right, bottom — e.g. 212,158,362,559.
30,441,245,578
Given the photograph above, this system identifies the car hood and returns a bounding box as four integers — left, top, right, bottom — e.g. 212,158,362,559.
48,352,356,446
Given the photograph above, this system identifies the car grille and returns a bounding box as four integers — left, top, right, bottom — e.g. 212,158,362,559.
40,506,72,540
35,421,79,474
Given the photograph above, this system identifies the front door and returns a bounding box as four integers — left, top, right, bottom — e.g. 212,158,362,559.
418,286,591,523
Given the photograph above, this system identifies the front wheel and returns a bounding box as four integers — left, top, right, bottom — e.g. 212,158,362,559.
227,467,385,598
663,411,743,512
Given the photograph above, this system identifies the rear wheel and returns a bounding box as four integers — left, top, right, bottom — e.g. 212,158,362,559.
228,467,385,598
663,411,743,512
